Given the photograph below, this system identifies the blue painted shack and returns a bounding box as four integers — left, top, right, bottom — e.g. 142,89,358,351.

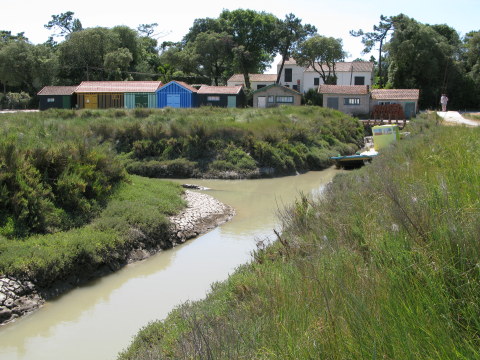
157,81,197,108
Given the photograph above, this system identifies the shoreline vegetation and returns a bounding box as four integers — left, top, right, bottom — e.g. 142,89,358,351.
0,106,362,324
119,115,480,359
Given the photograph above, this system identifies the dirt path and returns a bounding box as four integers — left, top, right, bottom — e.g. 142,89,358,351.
437,111,479,127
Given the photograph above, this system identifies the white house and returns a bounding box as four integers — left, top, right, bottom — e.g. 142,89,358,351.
277,59,374,93
227,74,277,90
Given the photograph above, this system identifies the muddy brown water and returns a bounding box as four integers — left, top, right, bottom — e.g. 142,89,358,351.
0,169,340,360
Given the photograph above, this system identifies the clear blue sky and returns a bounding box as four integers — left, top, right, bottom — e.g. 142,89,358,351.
2,0,478,72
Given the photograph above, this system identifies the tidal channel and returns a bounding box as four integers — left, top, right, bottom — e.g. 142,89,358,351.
0,169,339,360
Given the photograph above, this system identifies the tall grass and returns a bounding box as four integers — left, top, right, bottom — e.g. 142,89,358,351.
119,118,480,359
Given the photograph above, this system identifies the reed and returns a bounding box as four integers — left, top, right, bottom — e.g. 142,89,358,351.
119,117,480,359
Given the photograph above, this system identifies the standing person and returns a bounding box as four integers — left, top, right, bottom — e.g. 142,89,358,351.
440,94,448,112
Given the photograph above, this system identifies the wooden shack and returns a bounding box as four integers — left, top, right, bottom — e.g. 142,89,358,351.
370,89,419,119
37,86,77,110
156,81,197,108
252,84,301,108
319,85,370,116
76,81,163,109
197,85,245,108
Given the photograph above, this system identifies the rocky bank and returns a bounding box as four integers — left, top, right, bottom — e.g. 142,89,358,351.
0,189,234,326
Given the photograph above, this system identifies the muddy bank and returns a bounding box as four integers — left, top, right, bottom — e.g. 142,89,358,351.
0,189,234,326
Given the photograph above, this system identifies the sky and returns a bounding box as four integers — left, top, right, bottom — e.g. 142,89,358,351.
1,0,478,73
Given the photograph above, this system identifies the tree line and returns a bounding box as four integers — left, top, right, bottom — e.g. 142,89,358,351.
0,10,478,109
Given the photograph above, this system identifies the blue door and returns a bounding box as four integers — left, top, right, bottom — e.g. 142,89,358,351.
227,96,237,108
167,94,181,108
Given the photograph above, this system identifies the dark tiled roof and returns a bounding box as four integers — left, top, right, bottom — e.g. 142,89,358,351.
319,85,370,95
76,81,163,93
253,84,301,95
371,89,420,100
37,86,77,96
197,85,243,95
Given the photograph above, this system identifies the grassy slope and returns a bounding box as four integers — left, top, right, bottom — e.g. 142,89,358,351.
0,106,363,289
0,175,184,288
119,116,480,359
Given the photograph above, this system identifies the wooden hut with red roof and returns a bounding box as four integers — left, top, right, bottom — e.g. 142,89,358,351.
370,89,419,119
37,86,77,110
197,85,245,108
75,81,162,109
319,85,371,116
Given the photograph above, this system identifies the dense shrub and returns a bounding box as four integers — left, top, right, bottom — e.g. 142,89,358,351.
0,175,184,286
126,158,199,178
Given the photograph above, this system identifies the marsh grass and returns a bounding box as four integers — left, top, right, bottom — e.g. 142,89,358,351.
3,106,362,178
0,106,363,289
0,175,184,287
119,118,480,359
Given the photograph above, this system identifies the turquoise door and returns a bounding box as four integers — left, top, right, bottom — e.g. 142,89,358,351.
167,94,181,108
227,96,236,108
404,102,415,119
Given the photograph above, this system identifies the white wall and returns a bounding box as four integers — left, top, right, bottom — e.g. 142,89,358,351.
277,65,305,92
276,63,374,93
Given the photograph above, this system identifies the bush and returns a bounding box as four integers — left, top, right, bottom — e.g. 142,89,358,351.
126,158,199,178
5,92,31,109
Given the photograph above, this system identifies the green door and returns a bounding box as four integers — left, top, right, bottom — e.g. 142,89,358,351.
135,94,148,108
63,95,71,109
227,96,237,108
404,102,415,119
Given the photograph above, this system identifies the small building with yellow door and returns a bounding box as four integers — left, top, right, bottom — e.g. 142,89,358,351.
76,81,163,109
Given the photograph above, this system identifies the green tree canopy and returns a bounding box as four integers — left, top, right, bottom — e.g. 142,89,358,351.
219,9,278,89
350,15,393,87
463,31,480,83
386,15,462,107
186,31,234,85
0,41,56,94
275,14,316,84
44,11,83,38
294,35,345,84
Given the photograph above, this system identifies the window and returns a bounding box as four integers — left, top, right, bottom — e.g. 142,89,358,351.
379,101,393,105
257,84,266,90
314,77,320,86
344,98,360,105
292,85,298,91
276,96,294,103
284,68,292,82
47,98,55,103
354,76,365,85
207,96,220,101
267,96,275,103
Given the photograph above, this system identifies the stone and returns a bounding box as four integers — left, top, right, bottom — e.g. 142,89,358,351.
0,308,12,322
4,298,14,308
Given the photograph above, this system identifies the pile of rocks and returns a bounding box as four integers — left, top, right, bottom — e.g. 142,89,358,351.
170,190,235,243
0,276,43,324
